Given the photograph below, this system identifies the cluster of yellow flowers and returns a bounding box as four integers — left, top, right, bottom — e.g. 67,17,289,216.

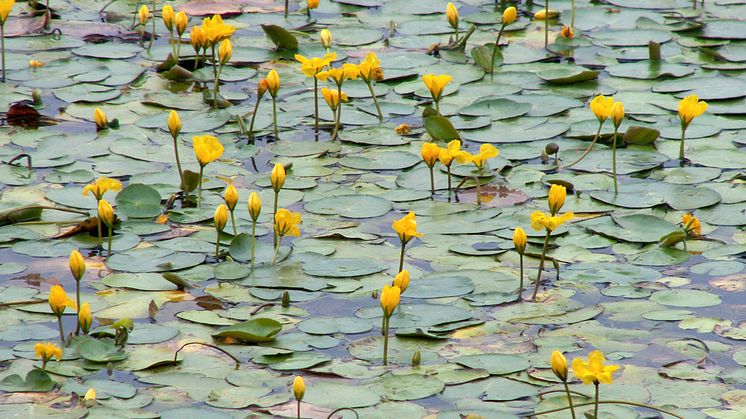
420,140,499,196
549,350,621,417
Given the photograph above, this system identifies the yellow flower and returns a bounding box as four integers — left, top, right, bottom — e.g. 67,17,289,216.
267,69,280,97
534,9,558,19
321,87,346,111
320,29,332,48
393,270,410,293
551,351,568,381
48,285,75,317
224,185,238,211
446,2,458,29
275,208,302,237
0,0,14,24
34,342,62,362
82,177,122,200
560,25,574,39
191,26,205,51
98,199,114,227
308,0,319,9
317,64,359,86
530,210,573,232
470,144,498,170
446,140,471,164
392,211,423,244
218,39,232,65
138,5,149,25
295,52,337,77
69,250,85,281
28,59,44,68
611,102,624,128
421,142,440,168
162,4,175,32
93,108,108,130
513,227,526,254
422,74,452,103
78,302,92,334
214,204,228,232
571,350,620,385
502,6,517,25
175,11,188,36
248,192,261,222
682,213,701,237
271,162,286,192
257,78,269,98
380,285,401,318
589,95,614,123
84,388,96,401
193,135,224,167
548,184,566,215
358,52,382,83
201,14,235,46
678,94,707,128
168,110,182,138
293,376,305,401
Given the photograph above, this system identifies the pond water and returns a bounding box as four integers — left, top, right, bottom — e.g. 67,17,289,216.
1,0,746,417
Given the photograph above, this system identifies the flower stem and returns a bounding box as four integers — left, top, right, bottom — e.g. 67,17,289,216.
250,221,256,274
398,242,405,272
106,228,113,260
272,96,279,140
382,316,389,365
230,210,236,236
172,134,184,188
149,0,156,50
679,124,687,163
435,99,440,114
197,166,204,207
611,125,619,194
367,81,383,121
428,166,435,196
248,95,261,143
518,254,524,297
176,34,182,61
446,165,452,201
332,84,343,141
96,198,103,250
313,77,319,141
544,0,549,49
273,191,279,247
297,400,301,419
533,401,684,419
570,0,575,29
215,229,220,260
563,381,577,419
284,0,288,17
272,236,281,265
532,230,551,301
57,315,65,344
490,23,506,74
562,121,604,169
594,383,600,418
1,24,5,83
74,280,81,335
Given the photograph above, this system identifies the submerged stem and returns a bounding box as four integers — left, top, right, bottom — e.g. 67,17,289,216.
562,121,604,169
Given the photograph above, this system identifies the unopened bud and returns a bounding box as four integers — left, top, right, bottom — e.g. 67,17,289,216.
412,350,421,366
281,291,290,307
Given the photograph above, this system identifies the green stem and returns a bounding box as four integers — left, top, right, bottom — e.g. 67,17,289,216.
453,21,458,43
490,23,506,74
544,0,549,49
435,99,440,114
250,221,256,274
297,400,301,419
172,134,184,188
563,381,577,419
96,198,103,250
106,228,113,260
331,84,342,141
272,96,279,140
367,81,383,121
446,165,452,201
176,34,182,61
532,230,551,301
570,0,575,29
518,254,524,297
230,210,236,236
211,45,218,110
149,0,156,50
74,280,81,335
306,3,310,18
215,228,220,260
398,242,405,272
197,166,204,207
284,0,288,17
272,236,281,265
273,191,279,247
428,165,435,196
562,121,604,169
612,126,619,194
1,23,5,83
382,316,389,365
248,95,261,143
679,124,687,163
57,315,65,344
313,77,319,141
533,400,684,418
594,383,600,419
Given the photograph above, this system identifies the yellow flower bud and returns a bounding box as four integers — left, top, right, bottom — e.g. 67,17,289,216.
293,376,305,401
218,39,232,65
0,0,15,25
138,5,149,25
162,5,175,32
393,270,410,293
513,227,526,254
380,285,401,318
224,184,238,211
307,0,319,9
84,388,96,401
547,184,566,215
320,29,332,48
611,102,624,128
551,351,568,382
248,192,262,222
421,142,440,168
175,11,188,36
502,6,517,25
69,250,85,281
191,26,205,51
534,9,558,19
79,302,92,334
93,108,108,130
98,199,115,227
48,285,75,317
214,204,228,232
168,110,182,138
257,79,269,98
267,69,280,98
271,162,286,192
446,2,458,30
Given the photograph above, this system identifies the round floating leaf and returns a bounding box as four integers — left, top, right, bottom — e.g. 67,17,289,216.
212,318,282,343
302,258,387,277
451,354,530,375
304,194,392,219
77,338,129,363
116,184,163,219
649,290,722,308
304,381,380,409
404,275,474,299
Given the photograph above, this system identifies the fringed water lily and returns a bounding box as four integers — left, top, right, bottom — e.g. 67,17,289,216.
248,192,261,274
446,2,459,42
357,52,384,120
167,110,185,188
317,64,358,141
78,302,92,335
293,375,305,419
530,202,573,300
560,25,574,39
93,108,108,131
469,144,498,172
490,6,517,73
84,388,96,402
49,285,76,342
421,142,440,196
69,250,85,333
572,350,620,418
564,95,615,169
174,10,187,60
98,199,115,259
422,74,452,113
551,351,576,418
393,270,410,293
224,184,238,235
273,208,301,264
610,101,625,193
678,94,707,163
379,284,401,365
682,213,701,238
0,0,14,82
513,227,526,295
392,211,423,272
83,177,121,249
271,162,286,248
320,29,332,49
547,184,566,215
267,69,281,139
35,342,62,370
192,135,224,206
214,204,228,259
138,5,149,47
295,52,336,139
